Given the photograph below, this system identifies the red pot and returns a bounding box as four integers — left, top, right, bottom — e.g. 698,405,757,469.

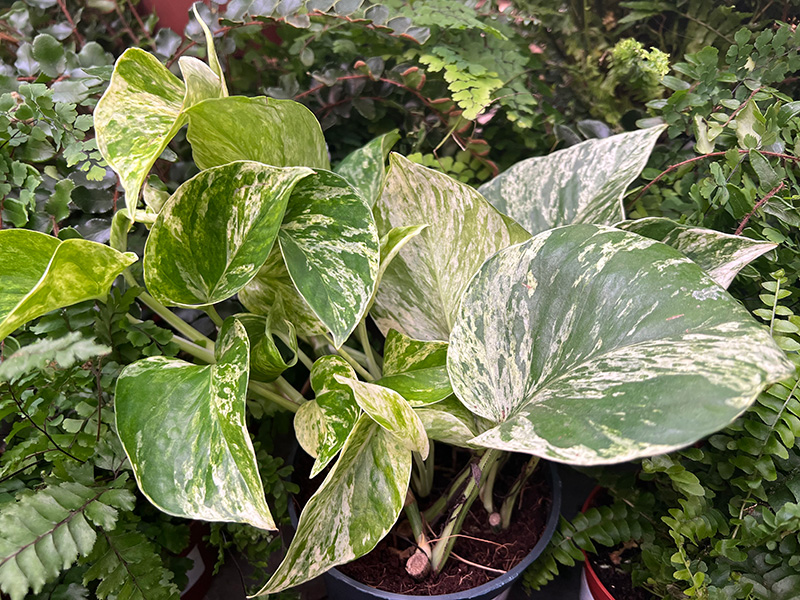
140,0,210,33
579,487,616,600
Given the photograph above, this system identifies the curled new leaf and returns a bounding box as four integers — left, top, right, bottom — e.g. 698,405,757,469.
0,229,137,341
448,224,794,465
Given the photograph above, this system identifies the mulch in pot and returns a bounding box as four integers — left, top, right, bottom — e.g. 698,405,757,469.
587,542,655,600
294,448,551,596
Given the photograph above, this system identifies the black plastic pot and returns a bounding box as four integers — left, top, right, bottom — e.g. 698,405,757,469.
289,460,562,600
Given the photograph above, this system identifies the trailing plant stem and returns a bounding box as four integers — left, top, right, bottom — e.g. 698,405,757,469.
423,462,472,525
323,334,374,381
357,320,382,379
203,305,224,328
248,380,302,413
137,292,213,348
412,446,435,498
500,455,539,529
430,449,503,574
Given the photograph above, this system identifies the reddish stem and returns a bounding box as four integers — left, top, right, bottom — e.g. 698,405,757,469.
56,0,85,47
734,182,785,235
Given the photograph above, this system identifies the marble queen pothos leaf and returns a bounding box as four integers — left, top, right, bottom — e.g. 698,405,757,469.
616,217,776,288
478,125,665,236
294,356,360,478
256,415,411,595
228,313,298,383
448,224,794,466
377,329,452,406
372,154,530,342
278,170,380,348
185,95,329,171
95,48,225,208
335,129,400,206
334,375,430,458
0,229,137,341
115,318,276,530
144,161,312,308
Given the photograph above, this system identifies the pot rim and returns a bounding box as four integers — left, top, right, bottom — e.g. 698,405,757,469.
580,486,617,600
320,460,562,600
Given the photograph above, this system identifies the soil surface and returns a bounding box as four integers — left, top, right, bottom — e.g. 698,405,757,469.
294,448,551,596
588,543,656,600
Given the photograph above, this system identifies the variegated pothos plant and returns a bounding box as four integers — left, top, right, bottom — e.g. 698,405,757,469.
0,24,794,598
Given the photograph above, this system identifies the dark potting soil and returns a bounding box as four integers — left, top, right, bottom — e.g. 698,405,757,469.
589,544,655,600
293,449,551,596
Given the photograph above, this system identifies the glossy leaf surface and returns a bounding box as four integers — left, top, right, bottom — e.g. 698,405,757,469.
373,154,529,341
226,314,297,383
144,161,312,307
0,230,136,341
448,225,794,465
478,126,665,235
115,319,275,530
415,396,483,448
294,356,360,477
617,217,776,288
335,130,400,205
278,170,380,348
256,415,410,595
334,375,429,458
185,96,329,171
95,49,224,208
378,329,452,406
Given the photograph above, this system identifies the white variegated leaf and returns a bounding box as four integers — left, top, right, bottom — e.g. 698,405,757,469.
334,375,429,458
256,415,411,595
372,154,529,341
335,130,400,206
414,396,484,448
377,329,451,406
616,217,776,288
448,224,794,465
115,319,276,530
478,125,666,235
294,356,360,477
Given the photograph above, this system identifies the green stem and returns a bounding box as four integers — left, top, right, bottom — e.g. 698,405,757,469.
430,449,503,574
479,454,501,516
292,343,315,371
203,305,224,328
323,334,375,381
411,445,434,498
357,320,382,379
404,490,432,579
500,455,539,529
273,376,307,406
423,462,471,525
248,380,301,413
137,292,213,348
127,314,215,363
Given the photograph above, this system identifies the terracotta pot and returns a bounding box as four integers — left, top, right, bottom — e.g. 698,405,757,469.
140,0,210,33
289,461,562,600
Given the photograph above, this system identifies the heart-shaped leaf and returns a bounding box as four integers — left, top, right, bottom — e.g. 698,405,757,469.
448,224,794,465
144,161,312,307
278,170,380,348
372,154,529,341
478,125,665,236
335,130,400,206
185,96,329,171
228,314,298,383
294,356,361,477
0,230,137,341
334,374,429,458
377,329,452,406
239,245,327,338
115,318,276,530
616,217,776,288
95,49,225,208
257,415,411,594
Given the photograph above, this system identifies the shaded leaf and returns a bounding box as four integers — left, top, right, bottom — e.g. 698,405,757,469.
377,329,451,406
335,130,400,206
234,313,298,383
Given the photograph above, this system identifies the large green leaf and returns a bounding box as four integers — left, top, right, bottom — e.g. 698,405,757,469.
377,329,452,406
278,170,380,348
478,126,665,235
334,375,429,458
238,246,327,338
372,154,529,341
185,96,329,171
415,396,484,448
144,161,312,308
0,230,136,341
95,49,224,208
447,224,794,465
115,318,276,530
335,130,400,206
294,356,361,477
616,217,776,288
256,415,411,595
